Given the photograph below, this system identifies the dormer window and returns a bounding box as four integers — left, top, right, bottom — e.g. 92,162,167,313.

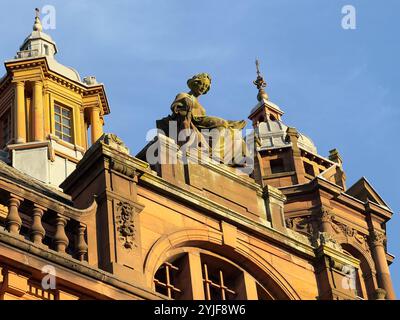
54,104,73,143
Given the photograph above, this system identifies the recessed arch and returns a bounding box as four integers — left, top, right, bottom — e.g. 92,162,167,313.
340,242,377,299
143,229,301,300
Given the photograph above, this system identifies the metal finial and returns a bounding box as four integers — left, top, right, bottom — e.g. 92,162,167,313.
33,8,43,32
255,59,261,77
253,58,268,101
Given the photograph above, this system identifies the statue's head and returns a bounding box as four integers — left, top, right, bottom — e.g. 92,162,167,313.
187,73,211,97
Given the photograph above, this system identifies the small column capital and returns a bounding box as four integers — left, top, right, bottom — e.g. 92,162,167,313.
319,206,335,223
370,230,386,247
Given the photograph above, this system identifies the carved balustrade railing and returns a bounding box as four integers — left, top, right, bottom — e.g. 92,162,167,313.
0,190,91,262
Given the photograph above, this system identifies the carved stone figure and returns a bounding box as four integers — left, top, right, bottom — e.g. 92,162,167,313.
156,73,249,166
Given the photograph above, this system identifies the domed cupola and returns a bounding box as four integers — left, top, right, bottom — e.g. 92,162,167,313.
0,9,110,188
248,60,338,188
17,8,58,59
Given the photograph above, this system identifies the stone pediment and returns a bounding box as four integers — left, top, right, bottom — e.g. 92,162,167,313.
346,177,390,209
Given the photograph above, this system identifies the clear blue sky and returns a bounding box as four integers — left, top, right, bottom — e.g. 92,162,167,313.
2,1,399,296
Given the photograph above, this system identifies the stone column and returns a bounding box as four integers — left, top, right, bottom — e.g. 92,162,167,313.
90,107,103,144
33,81,44,141
80,110,86,149
14,81,26,143
370,230,395,300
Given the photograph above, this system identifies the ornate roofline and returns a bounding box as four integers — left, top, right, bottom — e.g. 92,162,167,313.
3,57,110,115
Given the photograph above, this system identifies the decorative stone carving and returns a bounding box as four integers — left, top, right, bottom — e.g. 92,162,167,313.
285,215,315,237
331,219,370,253
110,159,136,178
369,230,386,247
314,231,343,252
156,73,249,166
320,207,335,223
102,133,130,155
115,201,136,250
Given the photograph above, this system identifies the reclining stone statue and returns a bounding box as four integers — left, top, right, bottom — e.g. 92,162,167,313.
156,73,250,167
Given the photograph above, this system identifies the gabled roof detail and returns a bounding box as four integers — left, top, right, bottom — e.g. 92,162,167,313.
346,177,390,209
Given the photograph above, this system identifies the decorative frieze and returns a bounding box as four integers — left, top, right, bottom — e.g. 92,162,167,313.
331,220,370,253
110,159,136,178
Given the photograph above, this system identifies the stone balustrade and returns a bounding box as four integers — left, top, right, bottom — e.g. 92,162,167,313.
2,193,88,262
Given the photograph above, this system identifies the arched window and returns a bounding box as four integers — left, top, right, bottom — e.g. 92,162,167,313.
153,250,276,300
341,244,375,300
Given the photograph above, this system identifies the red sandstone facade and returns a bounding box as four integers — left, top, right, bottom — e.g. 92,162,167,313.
0,14,395,301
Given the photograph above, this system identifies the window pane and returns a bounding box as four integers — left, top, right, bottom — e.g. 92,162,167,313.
55,131,62,139
54,105,60,114
62,117,71,126
55,123,61,131
62,127,71,135
55,114,61,123
62,109,70,118
64,136,72,143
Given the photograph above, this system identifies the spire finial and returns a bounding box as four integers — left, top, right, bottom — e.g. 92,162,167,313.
33,8,43,32
253,58,268,101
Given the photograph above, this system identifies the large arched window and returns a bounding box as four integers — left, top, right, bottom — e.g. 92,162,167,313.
153,249,277,300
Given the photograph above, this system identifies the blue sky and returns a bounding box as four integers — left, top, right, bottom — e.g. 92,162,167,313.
2,1,399,296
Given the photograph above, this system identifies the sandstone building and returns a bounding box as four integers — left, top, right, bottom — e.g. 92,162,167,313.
0,13,395,300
